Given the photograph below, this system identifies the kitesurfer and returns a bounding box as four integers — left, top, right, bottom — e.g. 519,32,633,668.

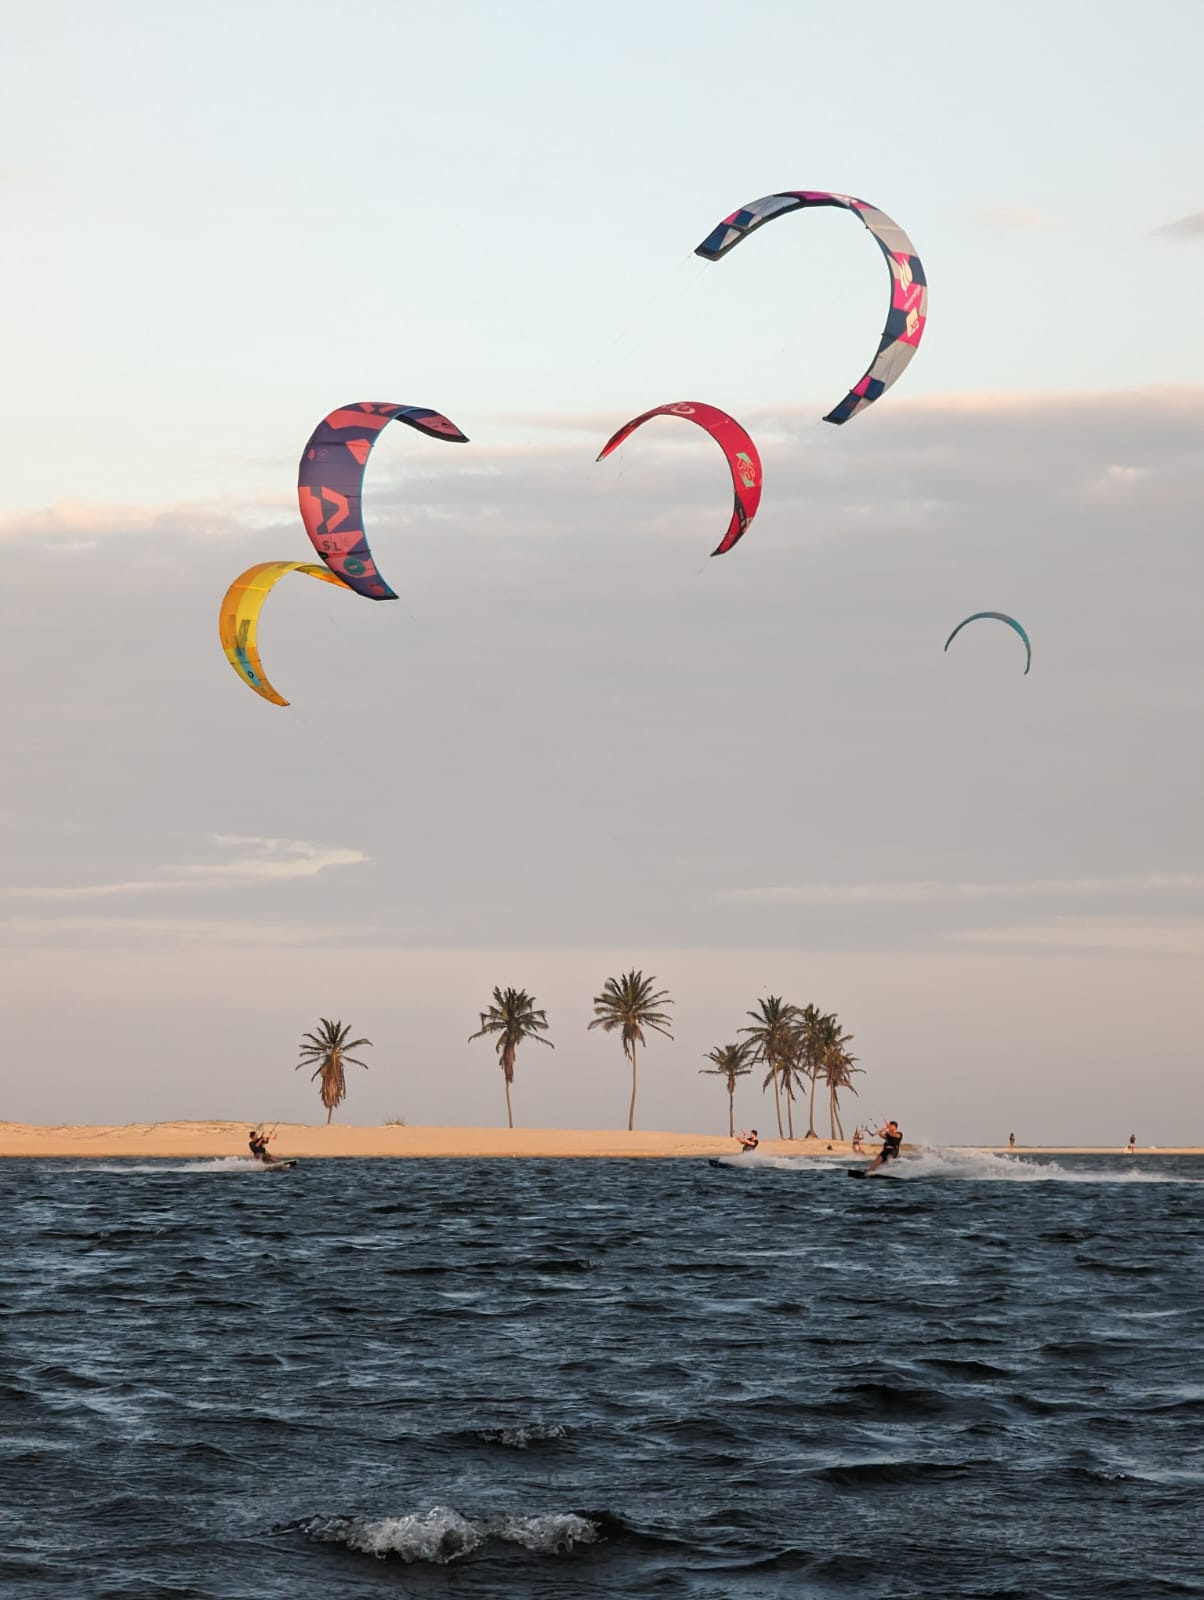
737,1128,759,1153
864,1119,902,1174
851,1128,864,1153
248,1128,273,1163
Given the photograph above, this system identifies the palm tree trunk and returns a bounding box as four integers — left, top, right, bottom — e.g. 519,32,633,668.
806,1067,819,1137
770,1062,784,1138
785,1079,795,1140
628,1041,638,1131
829,1086,844,1140
326,1104,332,1125
504,1074,513,1129
727,1084,734,1137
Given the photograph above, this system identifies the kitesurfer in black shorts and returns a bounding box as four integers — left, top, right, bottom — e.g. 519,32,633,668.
865,1120,902,1174
737,1128,759,1153
248,1128,273,1163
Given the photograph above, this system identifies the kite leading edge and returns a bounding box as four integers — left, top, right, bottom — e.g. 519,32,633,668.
944,611,1032,675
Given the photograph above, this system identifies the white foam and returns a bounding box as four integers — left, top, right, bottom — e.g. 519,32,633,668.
306,1506,599,1563
711,1152,837,1172
476,1422,568,1448
75,1157,277,1174
875,1146,1199,1184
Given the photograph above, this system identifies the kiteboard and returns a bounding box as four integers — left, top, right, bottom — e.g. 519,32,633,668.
263,1159,297,1171
847,1168,872,1179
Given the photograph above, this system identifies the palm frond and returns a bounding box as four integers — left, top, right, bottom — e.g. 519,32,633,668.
295,1017,372,1119
588,969,675,1039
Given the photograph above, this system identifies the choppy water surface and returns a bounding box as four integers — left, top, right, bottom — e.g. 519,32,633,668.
1,1150,1201,1599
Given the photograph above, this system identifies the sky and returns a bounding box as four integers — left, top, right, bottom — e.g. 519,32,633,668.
1,0,1202,1143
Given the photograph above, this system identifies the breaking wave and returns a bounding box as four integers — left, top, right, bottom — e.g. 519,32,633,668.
471,1422,569,1449
299,1506,601,1563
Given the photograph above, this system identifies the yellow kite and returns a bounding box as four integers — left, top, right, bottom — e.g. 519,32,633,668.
218,561,352,707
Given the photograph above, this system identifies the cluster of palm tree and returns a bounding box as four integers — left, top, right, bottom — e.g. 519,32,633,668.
295,984,859,1138
700,998,859,1141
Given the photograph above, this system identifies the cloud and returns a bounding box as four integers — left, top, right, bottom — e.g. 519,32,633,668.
191,836,367,882
957,916,1204,959
1151,210,1204,239
719,874,1204,906
2,383,1203,960
0,915,369,948
7,836,368,901
0,494,296,548
3,386,1201,576
1085,463,1152,496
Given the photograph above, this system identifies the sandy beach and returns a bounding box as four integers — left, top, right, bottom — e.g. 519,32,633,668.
0,1121,833,1160
0,1122,1199,1159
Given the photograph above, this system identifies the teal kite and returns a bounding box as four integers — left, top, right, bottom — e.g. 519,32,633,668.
944,612,1031,675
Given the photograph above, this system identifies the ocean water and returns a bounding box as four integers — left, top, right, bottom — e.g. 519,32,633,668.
1,1150,1201,1600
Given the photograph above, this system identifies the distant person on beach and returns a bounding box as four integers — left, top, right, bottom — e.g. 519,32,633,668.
1126,1133,1137,1154
737,1128,759,1153
248,1128,273,1163
851,1128,864,1153
1009,1132,1016,1148
864,1119,903,1174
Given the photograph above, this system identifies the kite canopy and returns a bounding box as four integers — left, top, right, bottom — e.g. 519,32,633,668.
298,401,468,600
596,401,763,556
695,190,927,425
219,561,352,707
944,612,1032,675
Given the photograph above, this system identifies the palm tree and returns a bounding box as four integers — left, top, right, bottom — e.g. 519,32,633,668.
468,986,554,1129
794,1004,825,1139
819,1016,859,1139
698,1041,754,1136
296,1018,372,1124
588,970,674,1131
780,1026,807,1141
738,996,799,1140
